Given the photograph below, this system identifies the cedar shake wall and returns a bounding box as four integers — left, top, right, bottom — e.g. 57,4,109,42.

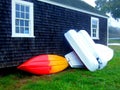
0,0,107,68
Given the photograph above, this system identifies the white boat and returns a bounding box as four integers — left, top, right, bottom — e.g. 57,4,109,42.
64,30,99,71
64,30,114,71
65,44,113,69
95,44,114,62
65,51,85,68
79,30,113,69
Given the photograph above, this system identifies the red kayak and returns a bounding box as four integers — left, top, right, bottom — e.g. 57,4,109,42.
17,54,68,75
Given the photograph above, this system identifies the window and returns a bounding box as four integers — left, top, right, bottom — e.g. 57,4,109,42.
91,17,99,39
12,0,34,37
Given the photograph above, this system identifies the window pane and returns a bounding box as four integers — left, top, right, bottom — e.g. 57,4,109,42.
93,33,96,37
93,29,96,37
21,12,25,18
26,13,29,19
20,27,24,33
25,20,29,26
25,28,29,34
16,27,19,33
93,34,96,37
20,20,24,26
16,11,20,18
21,5,25,12
92,25,97,28
92,20,97,25
26,6,29,12
16,4,20,11
16,19,19,26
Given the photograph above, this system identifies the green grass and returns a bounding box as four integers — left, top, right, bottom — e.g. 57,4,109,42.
0,46,120,90
109,39,120,43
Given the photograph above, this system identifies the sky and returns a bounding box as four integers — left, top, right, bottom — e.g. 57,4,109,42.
83,0,120,28
83,0,96,7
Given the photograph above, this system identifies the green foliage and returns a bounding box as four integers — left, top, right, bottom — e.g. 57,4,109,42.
0,46,120,90
95,0,120,19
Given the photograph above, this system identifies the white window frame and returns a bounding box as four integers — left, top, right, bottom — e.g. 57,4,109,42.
12,0,34,38
91,17,99,39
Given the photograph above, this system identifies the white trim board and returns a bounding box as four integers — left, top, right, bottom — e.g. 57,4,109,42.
37,0,108,19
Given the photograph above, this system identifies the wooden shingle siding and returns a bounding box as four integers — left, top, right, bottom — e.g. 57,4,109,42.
0,0,107,68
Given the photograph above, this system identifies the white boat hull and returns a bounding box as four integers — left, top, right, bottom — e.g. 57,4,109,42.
64,30,114,71
65,51,84,68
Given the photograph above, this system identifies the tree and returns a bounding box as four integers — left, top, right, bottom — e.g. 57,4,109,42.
95,0,120,20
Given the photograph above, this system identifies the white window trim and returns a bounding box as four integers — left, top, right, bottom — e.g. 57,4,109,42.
91,17,99,39
12,0,34,38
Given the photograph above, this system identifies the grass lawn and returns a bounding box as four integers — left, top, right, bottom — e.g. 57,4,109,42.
109,39,120,43
0,46,120,90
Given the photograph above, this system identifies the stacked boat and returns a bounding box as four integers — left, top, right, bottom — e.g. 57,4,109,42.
64,29,114,71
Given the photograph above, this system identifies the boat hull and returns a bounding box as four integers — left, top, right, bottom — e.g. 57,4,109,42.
17,55,68,75
64,30,99,71
64,30,113,71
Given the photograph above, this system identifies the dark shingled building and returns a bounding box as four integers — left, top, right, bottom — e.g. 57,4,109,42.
0,0,108,68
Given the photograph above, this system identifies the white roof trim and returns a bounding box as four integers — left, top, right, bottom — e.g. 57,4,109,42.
37,0,108,18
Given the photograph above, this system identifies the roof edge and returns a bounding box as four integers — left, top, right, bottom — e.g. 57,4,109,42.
37,0,108,18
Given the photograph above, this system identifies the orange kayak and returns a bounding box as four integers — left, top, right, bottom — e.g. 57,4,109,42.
17,54,68,75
